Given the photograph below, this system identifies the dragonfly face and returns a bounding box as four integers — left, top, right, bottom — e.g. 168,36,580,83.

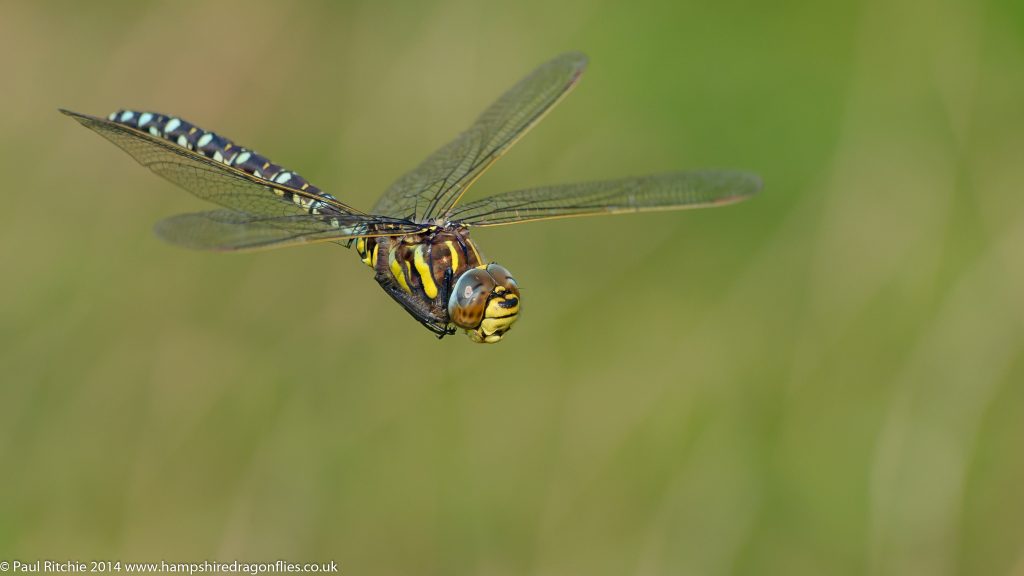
61,52,761,343
449,264,520,343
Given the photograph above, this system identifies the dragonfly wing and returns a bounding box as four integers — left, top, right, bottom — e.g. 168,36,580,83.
448,171,762,226
372,52,588,222
61,109,365,218
155,210,426,252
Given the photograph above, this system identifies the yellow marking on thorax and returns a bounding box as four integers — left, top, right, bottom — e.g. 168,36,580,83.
371,243,379,268
388,247,412,294
465,238,483,265
413,245,438,299
357,238,373,267
445,240,459,272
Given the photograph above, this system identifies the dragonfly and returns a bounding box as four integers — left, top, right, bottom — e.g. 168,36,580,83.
61,52,760,343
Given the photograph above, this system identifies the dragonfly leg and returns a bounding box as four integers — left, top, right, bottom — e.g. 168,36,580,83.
440,268,458,337
377,272,451,338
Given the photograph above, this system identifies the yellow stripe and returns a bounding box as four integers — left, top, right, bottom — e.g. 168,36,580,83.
465,238,483,265
358,238,373,267
388,248,411,294
414,244,438,299
371,243,378,268
445,240,459,272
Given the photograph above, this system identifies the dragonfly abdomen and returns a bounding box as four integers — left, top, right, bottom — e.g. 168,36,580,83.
107,109,337,214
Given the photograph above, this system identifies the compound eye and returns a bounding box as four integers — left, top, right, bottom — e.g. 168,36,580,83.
448,269,496,329
486,263,519,294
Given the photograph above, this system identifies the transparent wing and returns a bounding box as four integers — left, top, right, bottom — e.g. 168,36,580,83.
447,171,762,226
60,109,368,219
372,52,588,222
155,210,426,252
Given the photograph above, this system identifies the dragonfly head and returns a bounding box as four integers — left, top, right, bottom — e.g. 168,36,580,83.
448,264,520,343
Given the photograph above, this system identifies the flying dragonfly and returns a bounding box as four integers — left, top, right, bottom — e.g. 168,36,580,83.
61,52,760,343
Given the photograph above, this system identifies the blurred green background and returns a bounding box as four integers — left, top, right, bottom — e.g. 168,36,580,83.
2,0,1023,574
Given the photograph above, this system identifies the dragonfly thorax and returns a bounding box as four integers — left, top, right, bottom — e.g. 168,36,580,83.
354,226,519,342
